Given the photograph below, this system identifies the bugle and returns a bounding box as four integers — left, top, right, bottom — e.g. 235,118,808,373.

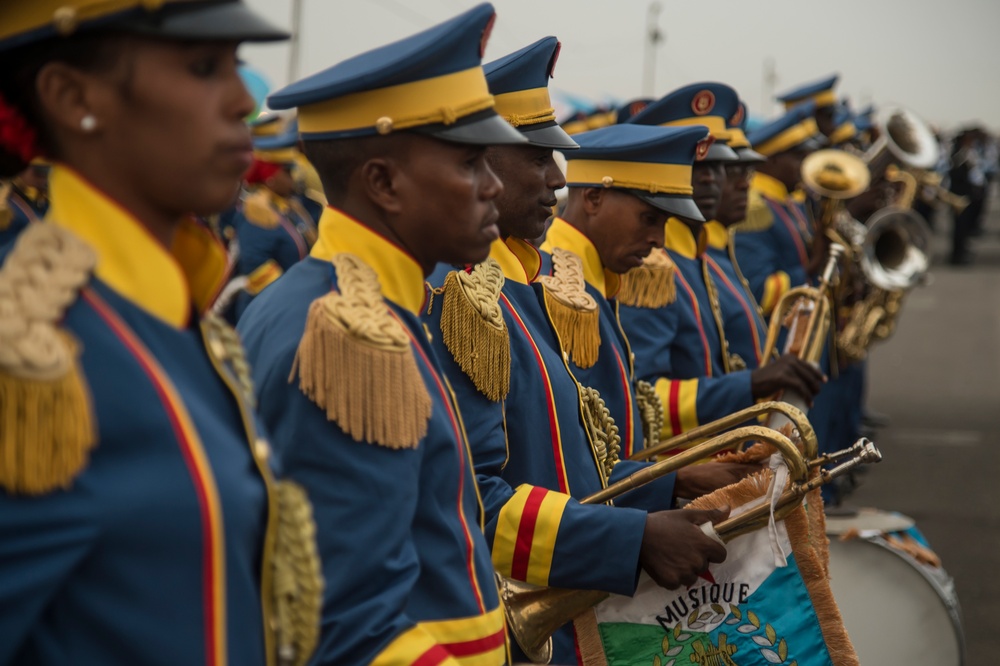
501,433,882,663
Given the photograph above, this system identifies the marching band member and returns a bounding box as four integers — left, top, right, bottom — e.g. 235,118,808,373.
230,123,317,320
619,84,824,442
237,5,526,664
776,73,840,139
423,39,734,663
704,101,770,371
0,3,325,666
732,103,826,315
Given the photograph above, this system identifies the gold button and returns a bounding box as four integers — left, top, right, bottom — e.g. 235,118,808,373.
375,117,393,135
52,6,79,35
601,176,614,187
254,438,271,462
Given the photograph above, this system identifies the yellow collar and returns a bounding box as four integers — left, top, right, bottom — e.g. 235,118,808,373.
310,206,424,314
664,217,708,259
541,217,619,298
752,172,792,203
47,166,226,329
490,236,541,285
704,220,729,250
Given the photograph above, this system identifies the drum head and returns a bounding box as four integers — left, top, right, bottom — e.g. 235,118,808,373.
825,507,915,535
828,536,964,665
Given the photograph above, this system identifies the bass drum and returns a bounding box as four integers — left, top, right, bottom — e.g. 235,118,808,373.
826,508,965,665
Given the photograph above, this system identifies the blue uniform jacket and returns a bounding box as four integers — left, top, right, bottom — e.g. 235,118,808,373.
232,187,316,320
618,219,754,441
424,237,675,664
0,167,278,666
732,173,813,315
539,219,649,457
704,221,769,370
0,184,48,247
238,208,507,666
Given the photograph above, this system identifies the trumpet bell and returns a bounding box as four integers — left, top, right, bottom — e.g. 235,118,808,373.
862,206,931,291
802,149,871,200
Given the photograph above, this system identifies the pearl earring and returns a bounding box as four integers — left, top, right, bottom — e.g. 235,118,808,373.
80,115,97,132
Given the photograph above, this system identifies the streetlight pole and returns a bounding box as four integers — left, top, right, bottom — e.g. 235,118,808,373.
287,0,303,84
642,2,663,97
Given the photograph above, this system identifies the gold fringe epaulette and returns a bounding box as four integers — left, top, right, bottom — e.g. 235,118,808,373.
617,248,676,308
273,481,323,666
243,189,281,229
537,248,600,369
732,191,775,233
0,223,97,495
440,259,511,402
290,253,432,449
0,181,12,231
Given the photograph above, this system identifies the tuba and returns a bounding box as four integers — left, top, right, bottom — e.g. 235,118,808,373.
837,206,931,360
862,106,939,179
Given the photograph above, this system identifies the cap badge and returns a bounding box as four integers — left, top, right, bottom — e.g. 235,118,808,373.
695,135,715,161
692,90,715,116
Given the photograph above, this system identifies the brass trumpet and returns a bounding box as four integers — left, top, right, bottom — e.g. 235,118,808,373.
500,432,883,663
628,400,817,462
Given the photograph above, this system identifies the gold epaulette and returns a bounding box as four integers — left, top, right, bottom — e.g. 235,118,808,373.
272,480,323,666
290,253,432,449
0,223,97,495
440,259,511,402
732,190,775,233
0,181,12,231
617,248,676,308
243,189,281,229
537,248,600,369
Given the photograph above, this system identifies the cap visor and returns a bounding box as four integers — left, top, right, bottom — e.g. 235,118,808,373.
418,112,528,146
736,146,767,163
519,123,580,150
705,142,740,161
631,191,705,221
119,2,289,42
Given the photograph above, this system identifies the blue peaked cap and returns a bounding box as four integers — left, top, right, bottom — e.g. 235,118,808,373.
746,100,823,154
267,3,525,146
484,36,578,149
628,82,740,161
775,73,839,108
565,124,710,221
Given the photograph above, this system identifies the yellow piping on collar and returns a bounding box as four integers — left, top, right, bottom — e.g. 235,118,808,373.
567,160,693,196
298,66,494,136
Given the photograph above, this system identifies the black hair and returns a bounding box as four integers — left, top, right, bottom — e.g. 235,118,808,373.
301,133,410,206
0,31,125,177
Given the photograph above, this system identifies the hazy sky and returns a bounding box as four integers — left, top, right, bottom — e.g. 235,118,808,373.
241,0,1000,131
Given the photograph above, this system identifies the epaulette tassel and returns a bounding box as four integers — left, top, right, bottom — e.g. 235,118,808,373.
543,287,600,369
439,260,511,402
617,249,676,308
290,254,431,449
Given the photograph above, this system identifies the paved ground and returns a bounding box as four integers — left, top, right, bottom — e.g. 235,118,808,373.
843,189,1000,663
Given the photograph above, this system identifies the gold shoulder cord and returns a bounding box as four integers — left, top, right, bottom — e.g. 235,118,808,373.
537,248,601,369
440,258,511,401
633,379,664,451
0,223,96,495
579,385,621,482
291,252,432,449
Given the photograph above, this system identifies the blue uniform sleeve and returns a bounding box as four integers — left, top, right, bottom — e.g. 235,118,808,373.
0,491,95,663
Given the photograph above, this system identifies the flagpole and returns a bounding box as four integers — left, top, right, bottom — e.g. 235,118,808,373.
287,0,303,84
